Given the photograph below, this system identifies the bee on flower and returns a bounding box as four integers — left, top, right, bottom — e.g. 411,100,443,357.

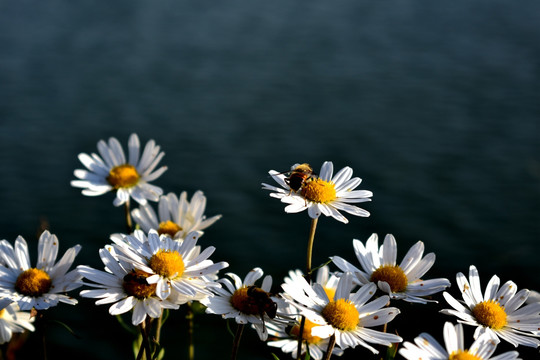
201,267,279,341
262,161,372,224
71,133,167,207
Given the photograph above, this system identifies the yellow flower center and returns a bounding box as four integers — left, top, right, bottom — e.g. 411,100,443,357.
370,265,408,292
230,286,268,315
321,299,359,331
0,309,5,318
449,350,482,360
472,300,507,330
15,268,52,297
157,220,183,238
106,164,140,189
122,269,157,299
324,287,336,302
301,178,336,203
148,250,185,279
290,318,323,344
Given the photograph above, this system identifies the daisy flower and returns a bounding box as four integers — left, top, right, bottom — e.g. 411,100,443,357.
0,300,35,344
331,233,451,303
78,246,179,325
281,272,402,353
399,322,521,360
71,133,167,207
440,265,540,348
266,300,344,360
267,267,344,359
201,267,276,341
262,161,372,224
131,191,221,240
110,229,228,305
0,231,82,311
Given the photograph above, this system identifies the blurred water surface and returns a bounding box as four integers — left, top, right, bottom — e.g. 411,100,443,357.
1,1,540,359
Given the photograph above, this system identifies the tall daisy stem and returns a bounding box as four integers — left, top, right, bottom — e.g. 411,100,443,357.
231,323,245,360
305,217,319,283
124,200,133,233
322,333,336,360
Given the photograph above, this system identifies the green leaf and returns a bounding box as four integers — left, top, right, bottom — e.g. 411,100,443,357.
51,319,82,339
309,259,333,275
226,319,235,338
116,314,137,335
270,353,281,360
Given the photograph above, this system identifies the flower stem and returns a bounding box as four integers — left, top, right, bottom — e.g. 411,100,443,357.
187,303,195,360
305,217,319,283
137,320,152,360
296,315,306,360
322,333,336,360
124,199,133,233
231,323,245,360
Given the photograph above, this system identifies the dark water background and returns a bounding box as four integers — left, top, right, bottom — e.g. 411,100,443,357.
1,1,540,359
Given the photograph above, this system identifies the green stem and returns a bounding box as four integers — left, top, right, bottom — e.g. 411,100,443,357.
137,320,152,360
231,323,245,360
125,199,133,233
296,315,306,360
151,311,163,360
322,333,336,360
305,217,319,283
187,303,194,360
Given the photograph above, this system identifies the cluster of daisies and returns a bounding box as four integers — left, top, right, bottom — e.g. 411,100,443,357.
0,133,538,360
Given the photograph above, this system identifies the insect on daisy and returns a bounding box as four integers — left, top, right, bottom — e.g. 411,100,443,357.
399,322,521,360
281,272,402,354
440,265,540,348
0,300,35,344
201,267,277,341
110,229,228,305
262,161,372,224
0,231,82,311
331,233,451,303
78,246,179,325
131,191,222,240
71,133,167,207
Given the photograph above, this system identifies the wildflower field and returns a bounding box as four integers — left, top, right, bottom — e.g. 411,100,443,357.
0,133,539,360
